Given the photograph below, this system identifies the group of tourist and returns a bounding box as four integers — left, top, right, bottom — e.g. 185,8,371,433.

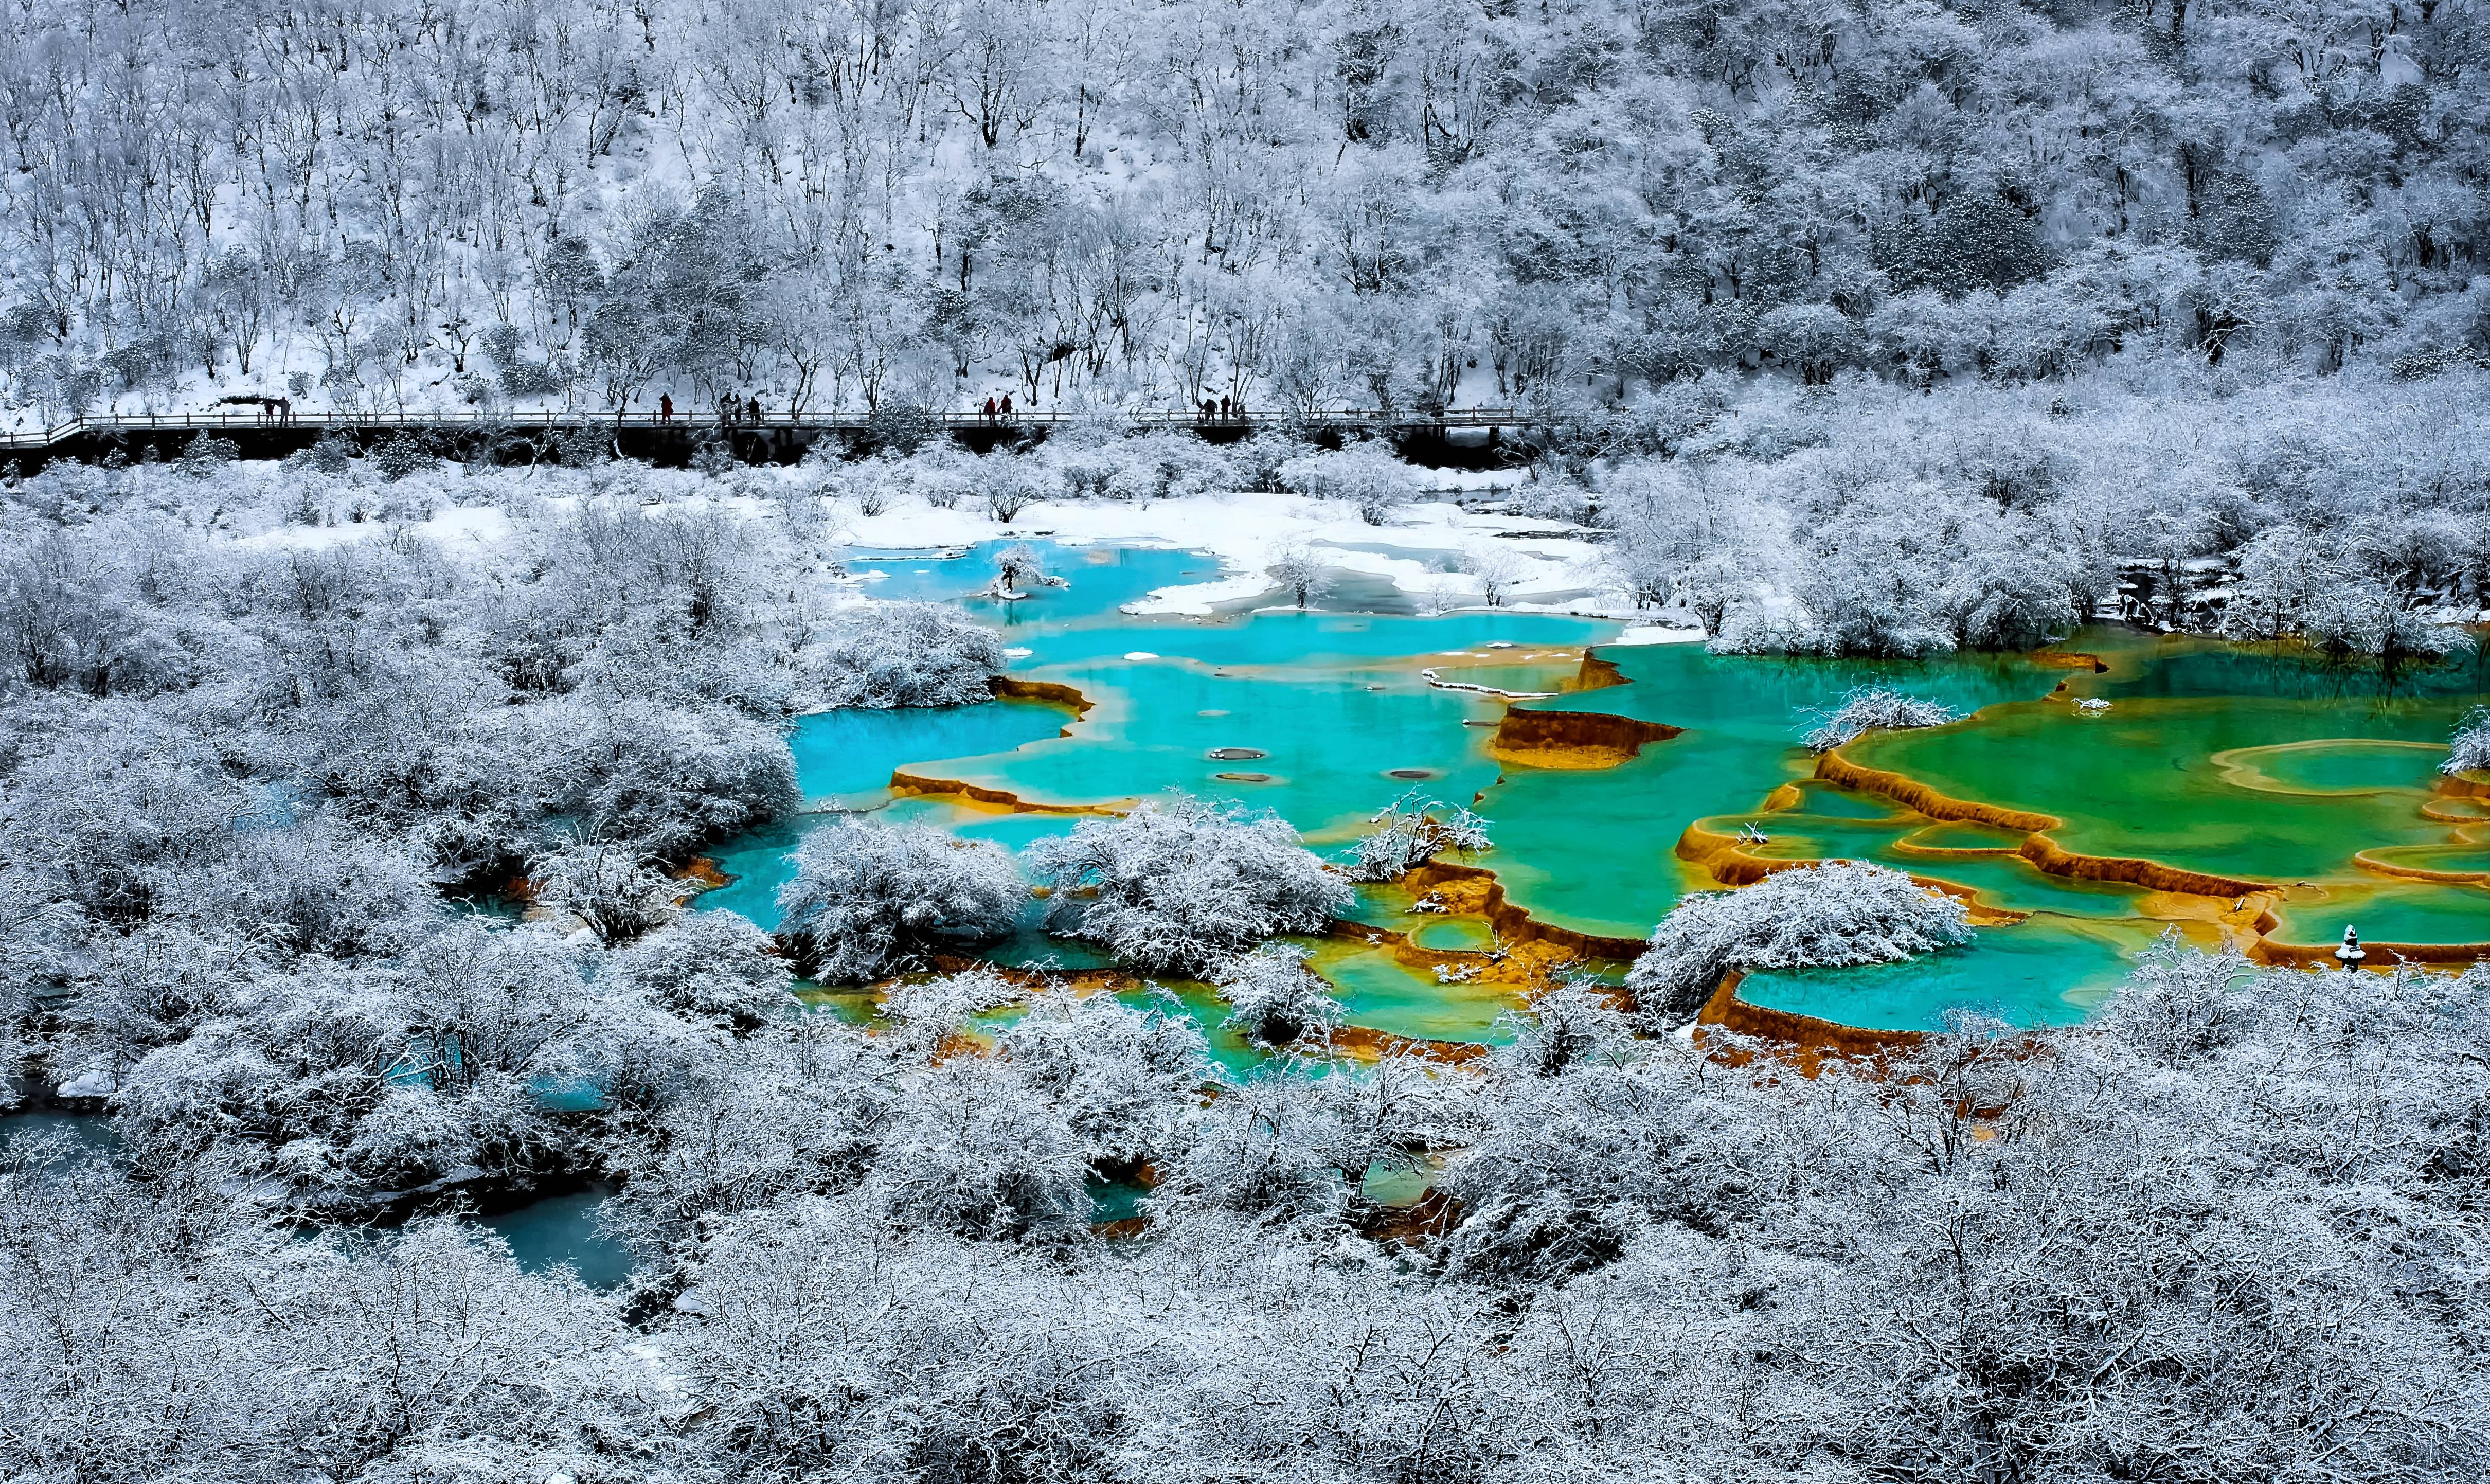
648,392,766,427
635,390,1261,427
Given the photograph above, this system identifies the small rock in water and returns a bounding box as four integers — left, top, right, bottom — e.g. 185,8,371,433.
1208,746,1267,761
1215,772,1273,783
1387,768,1434,780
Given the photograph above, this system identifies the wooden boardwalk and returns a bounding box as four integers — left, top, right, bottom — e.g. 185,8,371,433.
0,405,1537,462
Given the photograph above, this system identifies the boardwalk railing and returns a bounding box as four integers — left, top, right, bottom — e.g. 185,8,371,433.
0,406,1536,453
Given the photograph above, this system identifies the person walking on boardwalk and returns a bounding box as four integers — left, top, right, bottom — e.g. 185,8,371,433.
983,395,997,423
999,393,1014,421
747,394,762,425
659,393,673,424
1219,394,1231,419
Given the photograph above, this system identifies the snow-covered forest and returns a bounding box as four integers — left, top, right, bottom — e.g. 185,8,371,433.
2,0,2487,424
4,2,2490,1479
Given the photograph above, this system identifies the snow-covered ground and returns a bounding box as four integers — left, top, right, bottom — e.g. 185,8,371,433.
218,464,1706,631
832,487,1679,624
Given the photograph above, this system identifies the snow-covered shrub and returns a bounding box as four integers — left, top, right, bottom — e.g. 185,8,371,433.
2299,582,2475,666
529,699,801,861
1492,977,1638,1080
1461,542,1528,607
177,431,239,476
1151,1051,1448,1225
1215,944,1343,1048
988,542,1059,597
2448,707,2490,777
1278,442,1415,525
1264,541,1329,607
868,1057,1092,1241
822,454,902,516
1942,545,2079,649
1516,477,1595,524
2225,526,2478,665
1801,687,1961,753
877,963,1026,1046
1625,860,1974,1021
992,988,1209,1168
775,823,1023,982
978,454,1059,523
1348,794,1492,882
527,840,673,945
370,435,430,481
608,909,794,1028
802,600,1006,709
1025,797,1353,974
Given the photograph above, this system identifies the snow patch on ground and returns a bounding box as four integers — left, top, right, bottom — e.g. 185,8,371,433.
192,477,1673,620
233,502,513,552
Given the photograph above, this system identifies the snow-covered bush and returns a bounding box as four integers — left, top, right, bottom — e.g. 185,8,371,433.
2448,707,2490,777
1264,542,1329,607
452,698,800,864
801,600,1006,709
877,963,1027,1046
993,987,1209,1168
2224,526,2478,665
1348,795,1492,882
1801,687,1962,753
1625,860,1974,1021
1278,442,1414,525
607,910,794,1029
869,1057,1093,1240
2299,582,2475,666
774,824,1023,982
1942,545,2079,649
1151,1051,1449,1226
1460,542,1529,607
1024,797,1352,974
527,840,673,945
1215,945,1344,1048
988,541,1061,597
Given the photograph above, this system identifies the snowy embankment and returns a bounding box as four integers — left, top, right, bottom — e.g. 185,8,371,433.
836,484,1679,624
217,462,1709,631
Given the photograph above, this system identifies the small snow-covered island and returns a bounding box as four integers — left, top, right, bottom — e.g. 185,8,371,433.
2,2,2486,1479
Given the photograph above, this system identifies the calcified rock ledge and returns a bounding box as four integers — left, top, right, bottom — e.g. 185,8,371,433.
1487,706,1682,769
885,677,1112,811
990,674,1095,724
1394,860,1652,960
1694,970,1926,1075
1811,747,2272,897
2246,935,2490,968
1803,746,2489,967
887,771,1122,815
1670,820,2027,925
